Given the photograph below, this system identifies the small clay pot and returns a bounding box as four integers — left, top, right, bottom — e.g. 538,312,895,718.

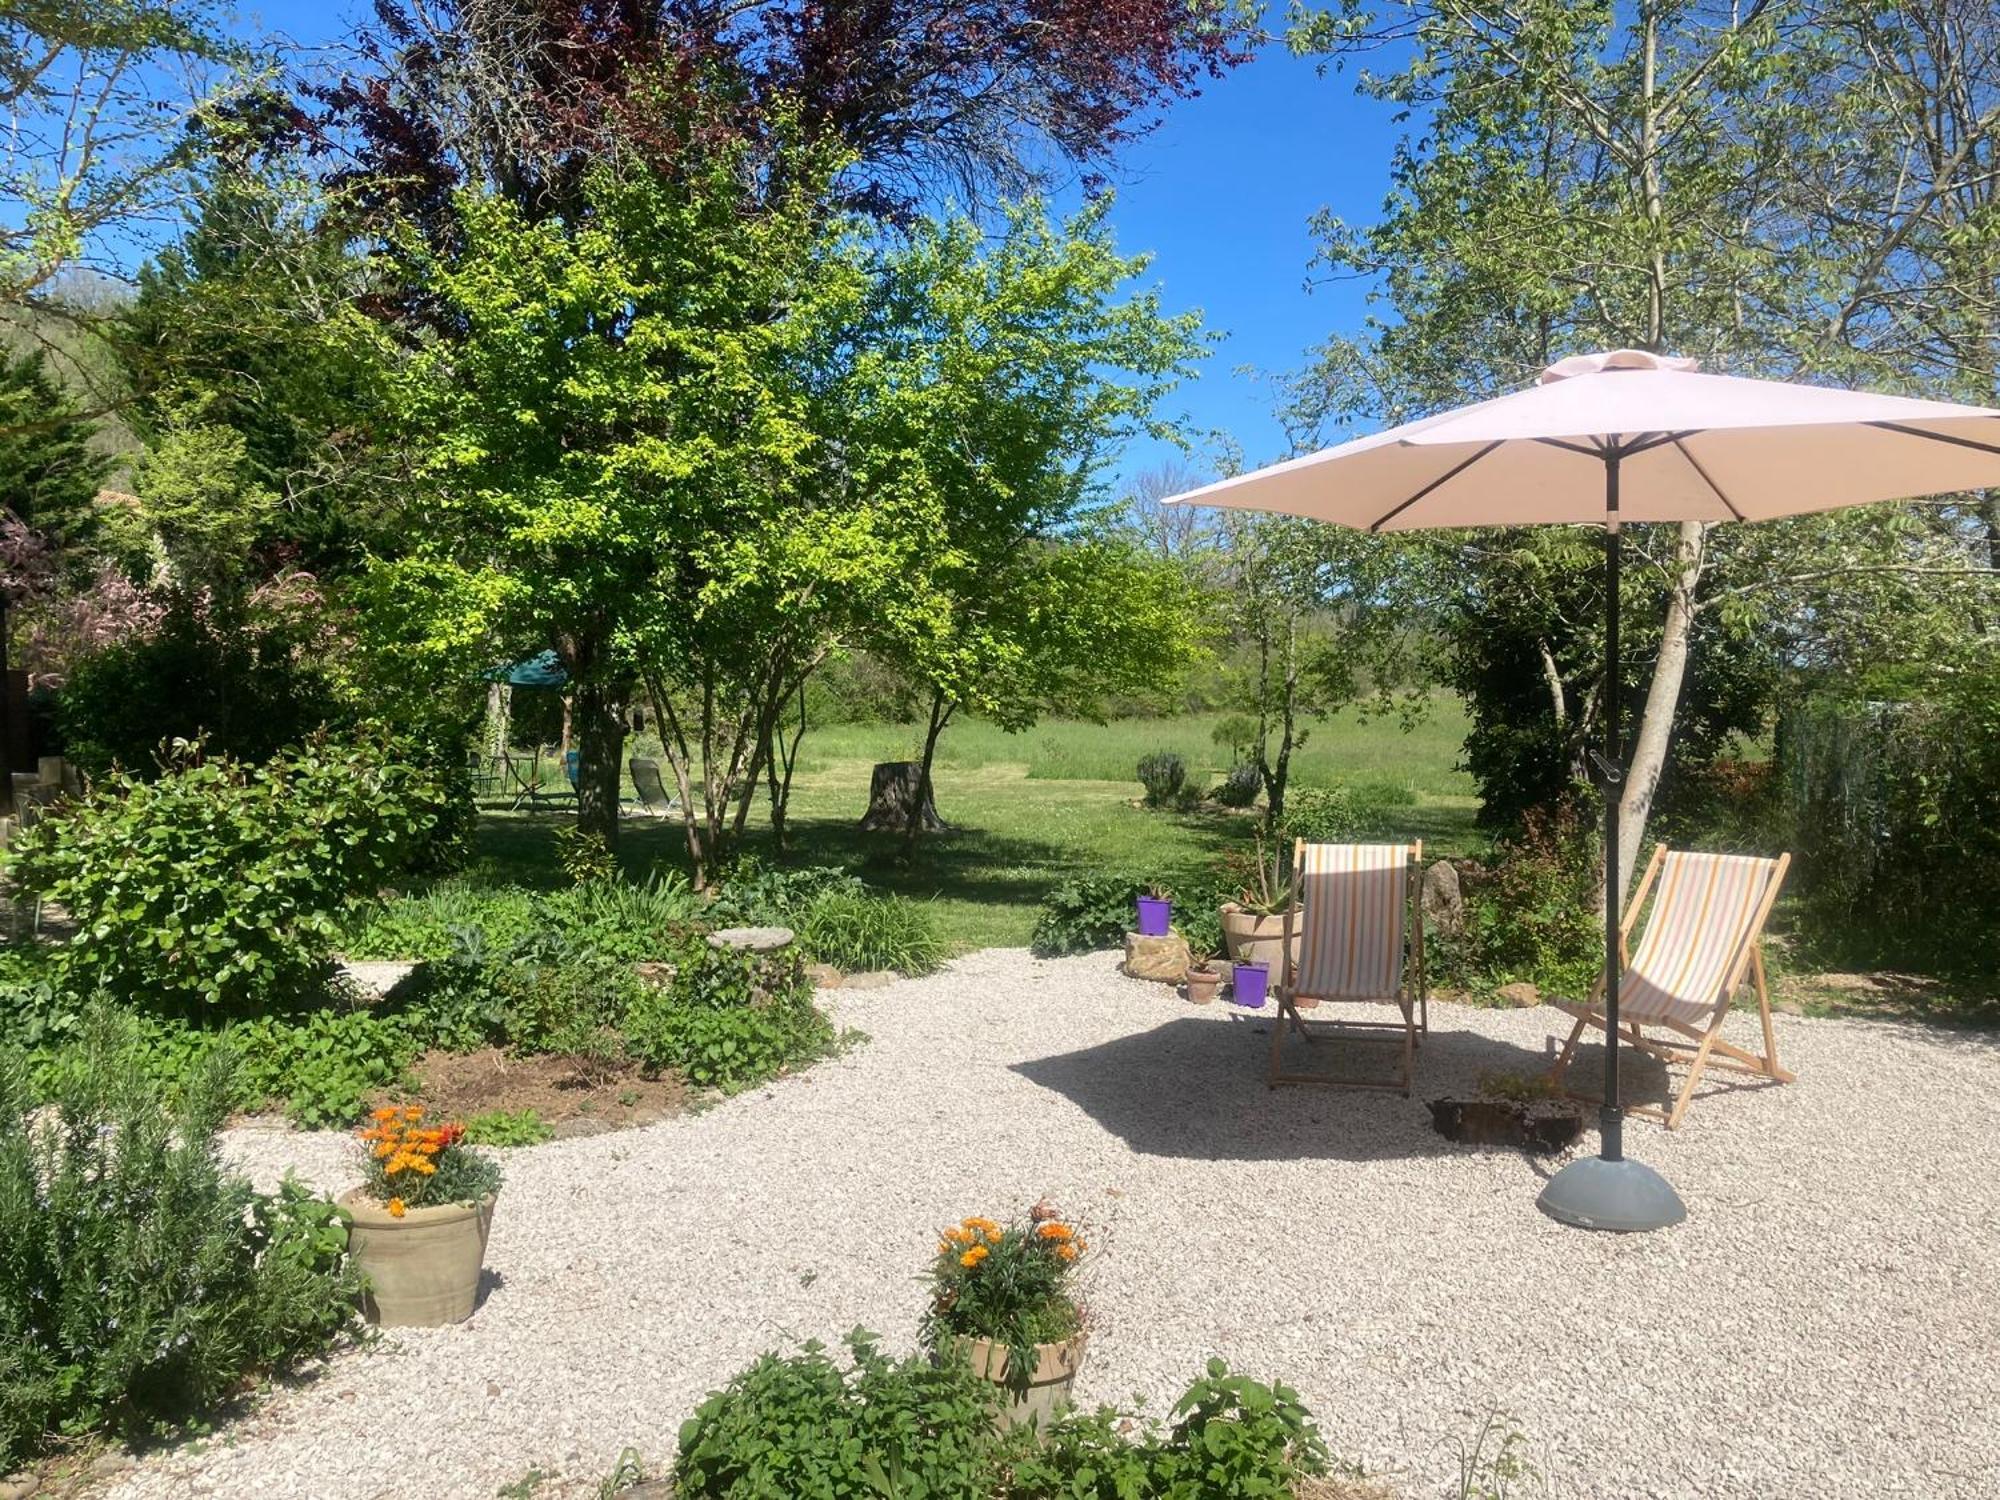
1185,966,1220,1004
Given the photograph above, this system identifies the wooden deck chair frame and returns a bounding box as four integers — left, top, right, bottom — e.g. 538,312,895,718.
1267,839,1427,1097
1547,843,1793,1131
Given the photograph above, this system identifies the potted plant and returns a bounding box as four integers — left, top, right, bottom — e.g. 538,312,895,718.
341,1106,502,1327
923,1204,1088,1431
1184,944,1221,1005
1134,883,1172,938
1231,958,1271,1009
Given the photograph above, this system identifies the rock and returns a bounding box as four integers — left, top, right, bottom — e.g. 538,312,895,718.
706,926,794,954
1421,860,1467,938
838,970,897,990
0,1472,37,1500
549,1116,614,1141
804,962,842,988
87,1449,135,1479
339,959,417,997
1122,932,1190,984
634,961,678,988
1494,981,1541,1008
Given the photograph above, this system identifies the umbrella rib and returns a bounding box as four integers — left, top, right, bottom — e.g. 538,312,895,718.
1669,437,1745,521
1534,436,1603,458
1867,420,2000,458
1368,441,1505,532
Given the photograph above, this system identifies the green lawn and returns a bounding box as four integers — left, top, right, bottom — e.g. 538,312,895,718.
469,703,1480,951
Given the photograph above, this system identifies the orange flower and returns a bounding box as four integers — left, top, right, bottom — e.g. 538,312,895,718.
959,1245,989,1269
1055,1244,1078,1262
387,1198,406,1219
402,1106,423,1122
1035,1222,1074,1242
372,1106,398,1122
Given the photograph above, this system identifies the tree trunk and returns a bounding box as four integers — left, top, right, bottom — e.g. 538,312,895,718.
764,679,808,850
571,678,624,852
860,762,946,833
1617,519,1707,894
643,672,710,890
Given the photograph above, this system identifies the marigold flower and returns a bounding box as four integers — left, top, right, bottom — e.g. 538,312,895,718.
959,1245,989,1268
402,1106,423,1121
373,1106,398,1122
387,1198,406,1218
1036,1222,1074,1242
1056,1244,1078,1262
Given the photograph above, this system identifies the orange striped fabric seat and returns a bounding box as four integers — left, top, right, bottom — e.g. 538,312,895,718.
1619,851,1784,1027
1292,842,1413,1001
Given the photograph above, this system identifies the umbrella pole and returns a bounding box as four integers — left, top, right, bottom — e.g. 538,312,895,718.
1535,449,1685,1232
1601,457,1624,1162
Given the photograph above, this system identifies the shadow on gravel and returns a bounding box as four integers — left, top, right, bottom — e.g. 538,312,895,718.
1012,1015,1684,1162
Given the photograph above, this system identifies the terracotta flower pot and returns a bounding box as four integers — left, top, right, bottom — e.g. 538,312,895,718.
1219,906,1311,1005
961,1332,1087,1432
340,1190,496,1328
1185,966,1221,1005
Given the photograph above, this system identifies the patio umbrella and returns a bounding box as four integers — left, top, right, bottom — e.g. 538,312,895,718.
481,650,569,688
1167,347,2000,1231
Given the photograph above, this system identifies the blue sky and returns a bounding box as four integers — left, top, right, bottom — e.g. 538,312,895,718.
234,6,1407,481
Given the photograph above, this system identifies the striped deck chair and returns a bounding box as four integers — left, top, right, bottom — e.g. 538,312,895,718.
1547,844,1793,1130
1268,840,1427,1096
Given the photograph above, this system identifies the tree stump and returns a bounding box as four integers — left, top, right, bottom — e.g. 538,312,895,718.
858,761,946,832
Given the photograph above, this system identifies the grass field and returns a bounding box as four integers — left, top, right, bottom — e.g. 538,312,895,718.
470,702,1480,951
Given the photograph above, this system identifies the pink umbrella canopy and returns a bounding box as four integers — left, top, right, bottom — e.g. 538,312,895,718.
1171,349,2000,530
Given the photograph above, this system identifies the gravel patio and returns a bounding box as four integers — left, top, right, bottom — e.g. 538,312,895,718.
104,949,2000,1500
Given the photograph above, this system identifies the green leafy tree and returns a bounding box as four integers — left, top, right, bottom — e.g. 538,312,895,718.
0,348,107,549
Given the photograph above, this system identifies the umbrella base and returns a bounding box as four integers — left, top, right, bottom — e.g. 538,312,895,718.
1537,1153,1687,1233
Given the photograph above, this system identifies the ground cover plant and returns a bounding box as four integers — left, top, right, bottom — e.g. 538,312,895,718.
0,1022,359,1466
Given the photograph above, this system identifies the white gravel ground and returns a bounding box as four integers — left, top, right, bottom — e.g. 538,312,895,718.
99,949,2000,1500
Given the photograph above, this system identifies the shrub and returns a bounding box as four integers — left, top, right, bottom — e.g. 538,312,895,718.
1213,761,1261,808
674,1331,1001,1499
1136,751,1187,808
0,1021,358,1464
1466,805,1600,998
1008,1359,1333,1499
1029,875,1148,957
1280,783,1364,845
623,946,835,1090
343,875,701,965
235,1007,421,1129
463,1108,555,1147
56,600,338,780
707,860,865,927
798,889,947,975
9,734,454,1018
922,1210,1085,1392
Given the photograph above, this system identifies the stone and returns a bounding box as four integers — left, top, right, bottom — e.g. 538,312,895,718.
1494,981,1541,1008
803,962,842,988
838,970,898,990
1773,997,1806,1017
1421,859,1467,938
86,1450,135,1479
706,925,794,954
1122,931,1191,984
634,961,678,988
1,1471,37,1500
339,959,417,997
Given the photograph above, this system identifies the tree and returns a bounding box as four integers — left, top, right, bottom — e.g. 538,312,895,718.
0,348,108,549
851,204,1212,843
1288,0,2000,892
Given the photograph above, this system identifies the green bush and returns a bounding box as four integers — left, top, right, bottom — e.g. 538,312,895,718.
1464,806,1600,999
674,1331,1000,1499
624,946,835,1090
9,735,454,1018
235,1007,420,1129
0,1021,358,1464
342,874,701,965
1008,1359,1333,1499
1136,751,1187,808
1029,876,1148,958
1213,762,1261,808
707,861,865,927
1280,783,1364,845
668,1340,1334,1500
56,600,339,780
463,1108,556,1146
798,890,947,975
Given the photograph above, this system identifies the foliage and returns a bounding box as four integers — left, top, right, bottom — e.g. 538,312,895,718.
1136,751,1188,808
1280,784,1364,846
355,1105,501,1215
1463,807,1601,1000
235,1007,419,1129
0,348,108,551
708,862,867,927
797,890,947,976
555,826,619,888
1007,1359,1332,1499
344,874,702,964
130,413,278,589
1777,684,2000,972
623,947,834,1091
0,1019,358,1465
1029,876,1150,957
673,1330,1001,1500
56,597,341,779
1213,761,1261,808
10,734,454,1017
462,1108,555,1147
923,1209,1085,1394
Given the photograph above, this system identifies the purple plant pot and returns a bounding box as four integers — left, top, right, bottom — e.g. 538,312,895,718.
1135,895,1171,938
1231,960,1270,1009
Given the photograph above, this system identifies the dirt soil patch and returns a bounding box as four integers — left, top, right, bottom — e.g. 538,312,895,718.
389,1048,688,1138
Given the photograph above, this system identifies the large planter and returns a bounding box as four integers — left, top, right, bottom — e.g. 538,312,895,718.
340,1190,496,1328
1134,895,1171,937
961,1332,1087,1432
1220,905,1310,1006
